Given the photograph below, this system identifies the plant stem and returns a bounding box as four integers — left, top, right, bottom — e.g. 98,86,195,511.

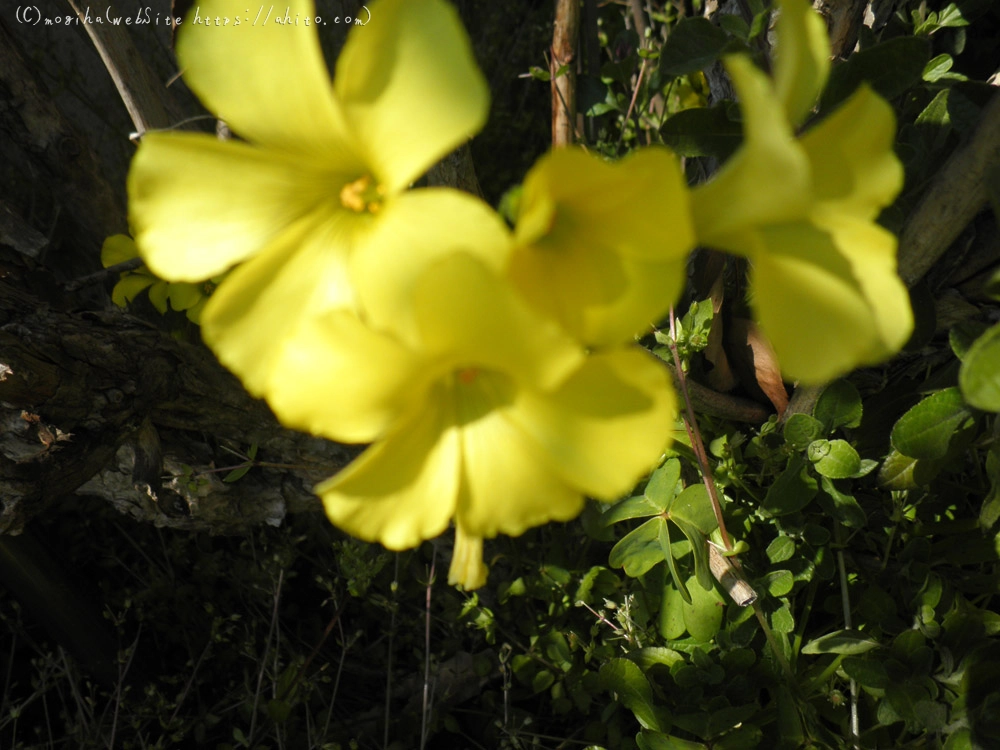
667,308,734,552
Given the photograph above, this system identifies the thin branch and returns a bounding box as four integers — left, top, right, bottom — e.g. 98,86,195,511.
667,308,734,552
65,0,179,136
551,0,581,146
420,550,437,750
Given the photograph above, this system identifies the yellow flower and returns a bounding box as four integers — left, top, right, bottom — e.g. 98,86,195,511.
510,147,694,347
272,254,675,589
127,0,508,401
691,0,912,384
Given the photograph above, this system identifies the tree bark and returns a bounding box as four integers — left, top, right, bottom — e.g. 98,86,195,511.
0,278,356,535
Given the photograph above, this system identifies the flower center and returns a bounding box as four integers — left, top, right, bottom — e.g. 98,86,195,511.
339,175,384,214
456,367,479,385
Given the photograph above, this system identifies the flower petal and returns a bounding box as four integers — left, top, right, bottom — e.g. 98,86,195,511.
749,222,906,383
516,148,694,262
335,0,489,191
200,212,362,398
449,526,488,590
512,148,692,345
175,0,356,158
506,348,675,499
813,213,913,360
799,85,903,218
455,379,584,537
267,310,429,444
350,189,512,340
129,133,359,281
411,253,584,391
692,56,811,250
773,0,831,126
316,390,460,550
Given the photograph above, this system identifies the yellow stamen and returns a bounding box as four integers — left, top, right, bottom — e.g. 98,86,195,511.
339,175,384,213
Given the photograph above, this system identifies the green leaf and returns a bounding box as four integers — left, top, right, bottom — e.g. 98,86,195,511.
818,476,867,528
659,17,733,76
821,36,931,110
935,3,970,29
659,580,687,640
959,322,1000,412
604,495,664,526
814,380,863,431
671,517,713,592
766,536,796,564
878,449,946,489
891,387,974,459
980,443,1000,530
532,669,555,694
610,518,665,577
801,629,881,655
528,65,550,81
166,281,203,311
660,104,743,160
718,12,750,41
659,518,692,604
670,485,718,535
923,53,954,82
842,657,890,688
775,685,804,747
771,603,795,634
763,569,794,597
600,658,670,732
646,458,683,510
632,647,685,672
101,233,139,266
112,273,154,307
223,465,252,483
762,455,817,516
807,439,861,479
783,413,824,450
950,321,989,361
637,730,708,750
681,574,724,642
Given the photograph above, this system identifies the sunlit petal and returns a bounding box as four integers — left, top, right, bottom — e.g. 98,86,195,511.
692,56,811,249
749,222,893,384
516,148,693,262
813,212,913,360
773,0,831,126
175,0,357,158
336,0,489,191
800,85,903,218
512,148,692,345
317,392,460,550
200,213,362,398
455,377,584,537
350,189,512,340
267,311,430,444
411,254,584,391
507,348,674,499
129,133,359,281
